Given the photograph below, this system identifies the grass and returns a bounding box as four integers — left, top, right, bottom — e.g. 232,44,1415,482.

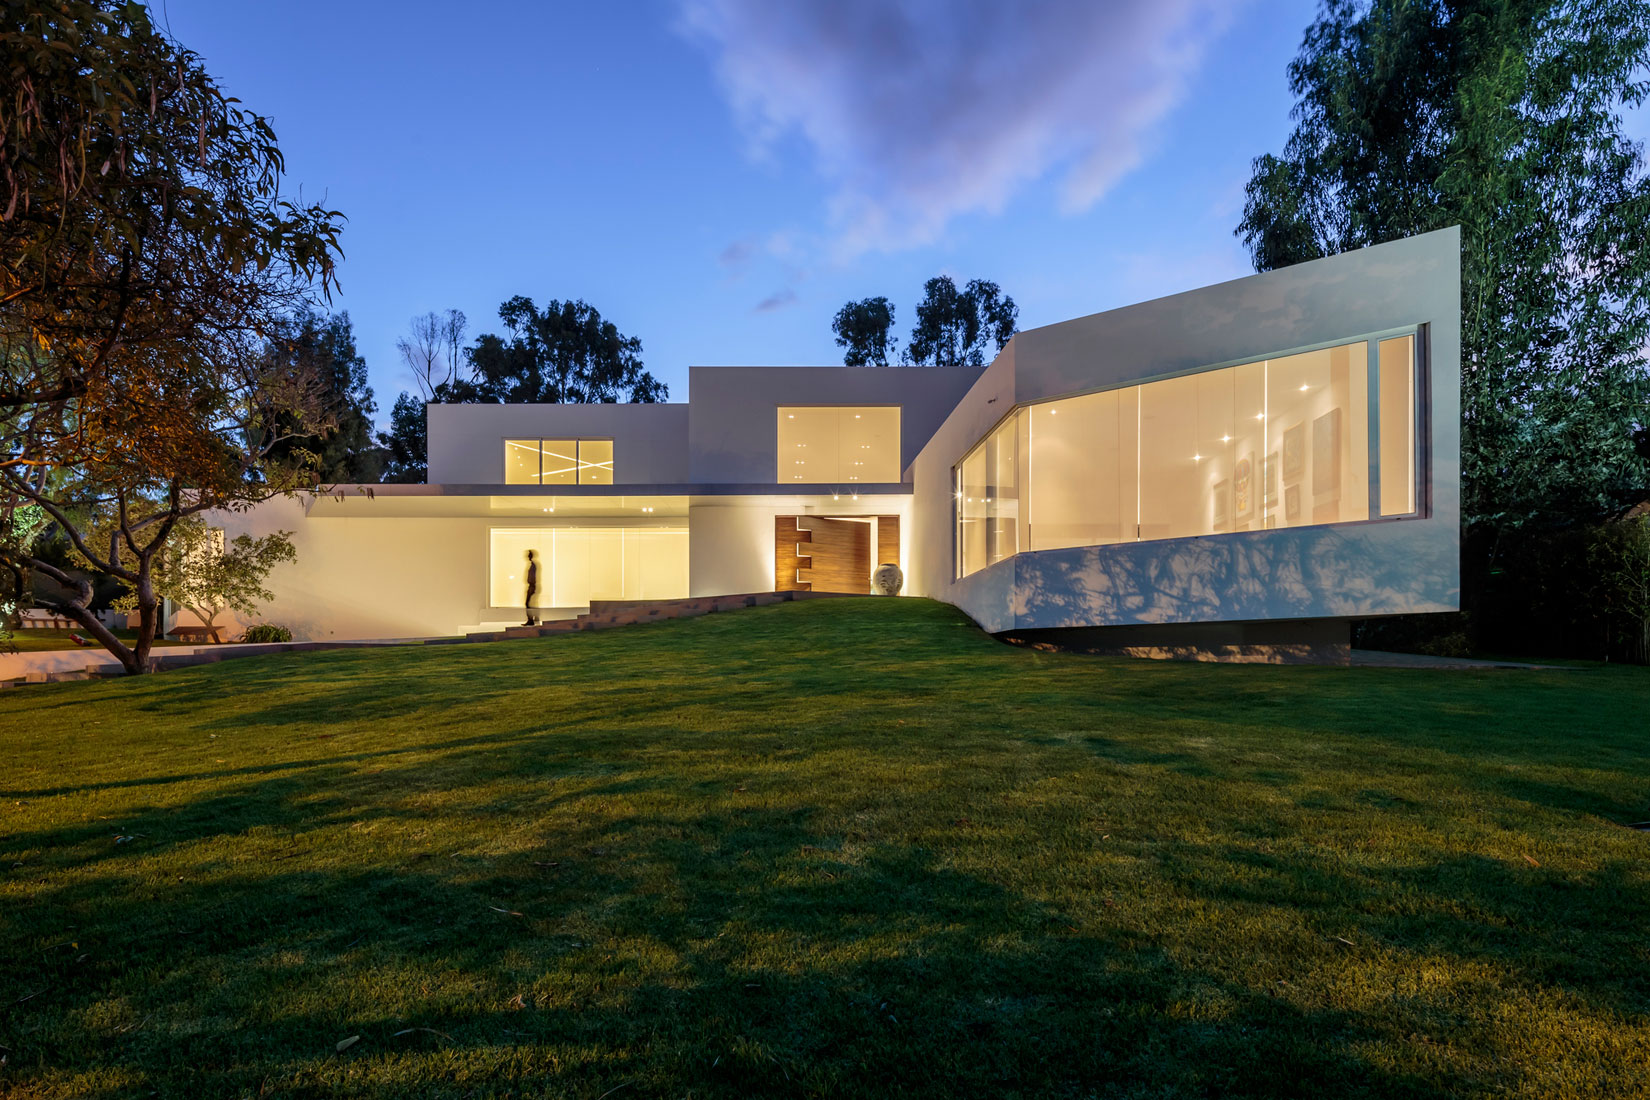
1,597,1647,1099
5,629,181,654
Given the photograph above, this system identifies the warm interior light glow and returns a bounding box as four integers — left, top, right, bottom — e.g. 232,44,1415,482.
956,336,1383,578
776,406,899,482
490,527,687,607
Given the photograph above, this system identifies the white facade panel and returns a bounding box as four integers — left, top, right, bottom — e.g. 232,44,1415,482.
911,227,1462,633
426,402,690,485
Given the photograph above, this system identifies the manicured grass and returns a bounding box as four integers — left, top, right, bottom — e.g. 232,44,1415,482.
5,628,182,653
1,598,1647,1099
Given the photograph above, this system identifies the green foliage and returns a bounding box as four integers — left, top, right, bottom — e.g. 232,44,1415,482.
905,276,1019,366
241,622,293,644
1,598,1646,1096
111,517,296,631
456,297,667,404
0,0,346,673
832,297,898,365
1238,0,1650,533
376,392,428,483
262,310,381,483
1586,516,1650,661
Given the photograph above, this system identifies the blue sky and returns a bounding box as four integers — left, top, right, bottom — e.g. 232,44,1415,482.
155,0,1321,422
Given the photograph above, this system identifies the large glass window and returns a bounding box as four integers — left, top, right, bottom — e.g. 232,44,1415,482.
955,414,1022,575
1378,336,1417,516
777,407,900,482
955,333,1419,578
489,527,688,607
503,439,613,485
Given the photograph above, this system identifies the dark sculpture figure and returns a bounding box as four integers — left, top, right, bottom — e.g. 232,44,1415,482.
524,549,538,626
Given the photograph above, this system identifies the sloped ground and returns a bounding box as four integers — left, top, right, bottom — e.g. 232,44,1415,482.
1,598,1646,1099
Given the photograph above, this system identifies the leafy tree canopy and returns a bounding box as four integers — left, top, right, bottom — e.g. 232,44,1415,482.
0,0,345,672
1238,0,1650,532
455,297,667,404
107,517,295,633
832,297,898,366
263,310,380,483
376,392,428,484
905,277,1019,366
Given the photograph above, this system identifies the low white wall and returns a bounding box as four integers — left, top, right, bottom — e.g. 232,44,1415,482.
215,494,923,640
210,496,488,640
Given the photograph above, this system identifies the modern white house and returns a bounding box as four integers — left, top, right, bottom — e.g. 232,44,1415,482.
215,227,1460,659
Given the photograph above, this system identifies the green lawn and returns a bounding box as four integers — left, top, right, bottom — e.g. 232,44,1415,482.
5,628,182,653
1,598,1647,1099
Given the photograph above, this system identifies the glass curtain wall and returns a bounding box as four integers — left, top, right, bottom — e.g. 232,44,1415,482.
489,527,689,607
956,335,1417,578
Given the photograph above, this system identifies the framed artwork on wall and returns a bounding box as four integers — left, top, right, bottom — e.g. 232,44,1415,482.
1263,450,1280,507
1234,454,1254,520
1213,479,1231,529
1313,408,1342,495
1285,484,1301,521
1282,423,1305,480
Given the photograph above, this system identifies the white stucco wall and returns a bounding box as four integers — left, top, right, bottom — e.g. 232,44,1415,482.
210,492,917,640
208,496,505,640
687,505,776,597
426,402,690,485
911,227,1463,633
685,366,983,484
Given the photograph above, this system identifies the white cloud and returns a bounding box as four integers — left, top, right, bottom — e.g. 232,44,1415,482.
678,0,1238,256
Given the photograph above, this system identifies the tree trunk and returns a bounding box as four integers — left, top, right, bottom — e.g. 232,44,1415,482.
127,561,162,673
27,557,155,674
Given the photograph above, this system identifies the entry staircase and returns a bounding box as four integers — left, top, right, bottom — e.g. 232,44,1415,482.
452,589,852,644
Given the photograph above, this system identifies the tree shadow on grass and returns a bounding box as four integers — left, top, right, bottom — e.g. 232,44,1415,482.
5,753,1648,1099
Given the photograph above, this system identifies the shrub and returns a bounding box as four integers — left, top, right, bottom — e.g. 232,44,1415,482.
241,623,292,644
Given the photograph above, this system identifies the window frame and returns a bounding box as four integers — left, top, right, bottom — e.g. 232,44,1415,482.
502,437,616,486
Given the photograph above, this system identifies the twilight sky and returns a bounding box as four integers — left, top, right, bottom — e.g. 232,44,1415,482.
155,0,1320,422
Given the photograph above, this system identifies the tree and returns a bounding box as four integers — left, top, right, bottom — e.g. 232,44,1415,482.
111,517,295,637
0,499,46,643
377,392,428,483
264,310,380,483
0,0,344,673
378,310,468,485
396,309,467,401
458,297,667,403
832,297,898,365
905,277,1019,366
1236,0,1650,536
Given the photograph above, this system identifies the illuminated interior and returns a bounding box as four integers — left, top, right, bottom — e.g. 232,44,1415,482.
956,335,1418,577
503,439,613,485
489,527,689,607
776,406,900,483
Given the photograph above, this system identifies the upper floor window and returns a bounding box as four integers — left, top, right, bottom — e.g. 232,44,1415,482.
955,331,1423,578
776,406,900,483
504,439,613,485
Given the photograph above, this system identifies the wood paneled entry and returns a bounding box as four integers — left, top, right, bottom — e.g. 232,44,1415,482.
776,515,901,593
